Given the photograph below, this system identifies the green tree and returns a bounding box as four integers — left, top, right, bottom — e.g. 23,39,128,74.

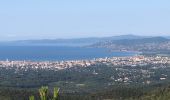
39,86,48,100
53,87,60,100
29,95,35,100
29,86,60,100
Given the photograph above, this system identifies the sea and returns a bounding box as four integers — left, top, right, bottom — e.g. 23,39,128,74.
0,46,139,61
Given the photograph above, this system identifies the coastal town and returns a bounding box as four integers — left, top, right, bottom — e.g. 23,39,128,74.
0,55,170,71
1,55,170,86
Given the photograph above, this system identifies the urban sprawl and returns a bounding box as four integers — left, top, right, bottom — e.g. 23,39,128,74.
0,56,170,70
1,56,170,84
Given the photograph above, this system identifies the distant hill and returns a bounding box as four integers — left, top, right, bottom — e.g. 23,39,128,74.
106,37,168,46
163,36,170,39
90,37,170,52
0,34,146,46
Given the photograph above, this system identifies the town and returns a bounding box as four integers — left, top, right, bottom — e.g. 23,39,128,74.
0,55,170,71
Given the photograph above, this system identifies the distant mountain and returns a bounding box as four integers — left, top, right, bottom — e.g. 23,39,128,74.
90,37,170,52
0,34,146,46
108,37,168,45
163,36,170,39
106,34,150,40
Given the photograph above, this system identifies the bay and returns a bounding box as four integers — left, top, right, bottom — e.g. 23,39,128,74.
0,46,138,61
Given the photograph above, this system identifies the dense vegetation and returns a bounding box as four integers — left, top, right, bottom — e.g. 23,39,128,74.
1,62,170,100
1,84,170,100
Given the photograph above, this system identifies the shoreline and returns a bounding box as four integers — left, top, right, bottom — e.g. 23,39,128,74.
0,54,142,63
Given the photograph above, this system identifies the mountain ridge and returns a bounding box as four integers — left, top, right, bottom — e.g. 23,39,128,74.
0,35,169,47
0,35,151,46
90,36,170,52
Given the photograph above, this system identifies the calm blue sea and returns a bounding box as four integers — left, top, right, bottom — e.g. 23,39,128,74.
0,46,138,61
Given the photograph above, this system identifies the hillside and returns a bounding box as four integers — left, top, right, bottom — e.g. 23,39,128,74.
90,37,170,53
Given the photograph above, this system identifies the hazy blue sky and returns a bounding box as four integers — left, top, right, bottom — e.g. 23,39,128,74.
0,0,170,40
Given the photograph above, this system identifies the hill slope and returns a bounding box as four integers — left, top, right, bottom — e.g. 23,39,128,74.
90,37,170,52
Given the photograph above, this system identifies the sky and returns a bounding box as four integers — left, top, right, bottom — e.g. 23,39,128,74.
0,0,170,41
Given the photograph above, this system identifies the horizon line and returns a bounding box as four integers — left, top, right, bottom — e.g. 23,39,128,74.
0,34,169,42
